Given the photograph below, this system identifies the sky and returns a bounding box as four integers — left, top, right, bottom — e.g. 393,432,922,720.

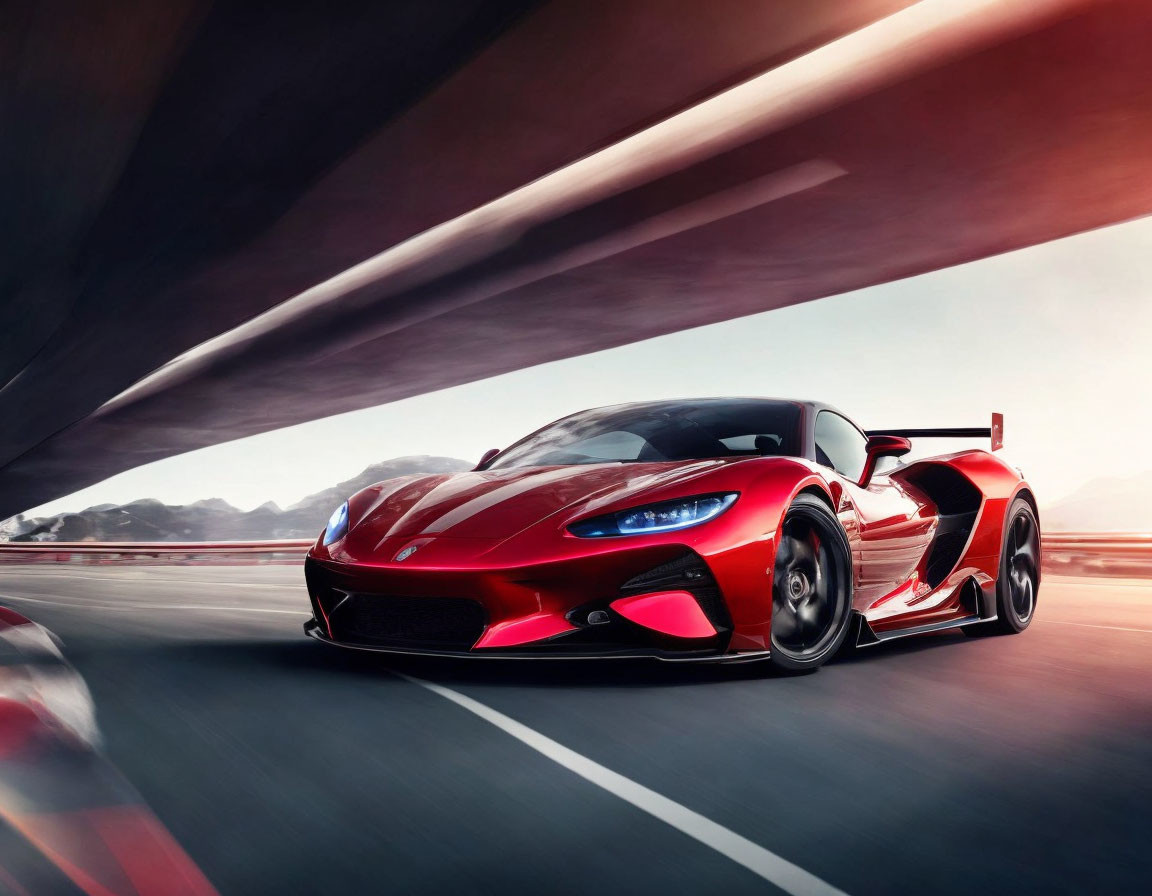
20,213,1152,519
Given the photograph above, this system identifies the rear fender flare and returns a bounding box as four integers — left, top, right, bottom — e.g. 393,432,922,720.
1004,483,1042,585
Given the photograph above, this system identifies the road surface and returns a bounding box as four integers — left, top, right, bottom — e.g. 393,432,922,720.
0,565,1148,894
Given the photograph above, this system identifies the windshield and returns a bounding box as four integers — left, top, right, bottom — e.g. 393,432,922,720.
487,399,803,469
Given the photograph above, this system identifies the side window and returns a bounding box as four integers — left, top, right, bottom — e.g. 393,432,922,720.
814,412,868,482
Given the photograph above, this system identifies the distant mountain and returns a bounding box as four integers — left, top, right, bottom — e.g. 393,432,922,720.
1,456,471,542
7,457,1144,541
1042,471,1152,532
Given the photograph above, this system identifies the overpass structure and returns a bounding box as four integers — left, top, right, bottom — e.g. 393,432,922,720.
5,0,1152,519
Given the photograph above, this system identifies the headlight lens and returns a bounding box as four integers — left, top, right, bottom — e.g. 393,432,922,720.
568,492,738,537
323,501,349,546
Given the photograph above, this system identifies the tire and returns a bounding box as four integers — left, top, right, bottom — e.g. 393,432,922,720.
768,494,854,673
963,497,1040,636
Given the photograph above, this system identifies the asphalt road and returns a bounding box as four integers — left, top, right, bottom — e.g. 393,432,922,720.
0,564,1149,895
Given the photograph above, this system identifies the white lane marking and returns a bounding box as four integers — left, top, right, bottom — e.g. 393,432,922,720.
403,674,849,896
1041,620,1152,635
0,593,307,615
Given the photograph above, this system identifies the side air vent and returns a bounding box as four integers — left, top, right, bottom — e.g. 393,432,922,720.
923,516,977,588
899,463,982,515
897,464,983,589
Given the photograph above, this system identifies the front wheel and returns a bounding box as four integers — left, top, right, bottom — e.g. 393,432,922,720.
768,494,854,673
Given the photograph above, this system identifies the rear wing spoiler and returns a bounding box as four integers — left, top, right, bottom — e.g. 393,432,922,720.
866,413,1003,452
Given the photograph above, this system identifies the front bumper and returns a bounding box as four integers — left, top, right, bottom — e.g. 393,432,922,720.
303,547,749,661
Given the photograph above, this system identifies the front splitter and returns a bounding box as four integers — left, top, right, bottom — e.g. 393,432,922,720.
304,619,770,664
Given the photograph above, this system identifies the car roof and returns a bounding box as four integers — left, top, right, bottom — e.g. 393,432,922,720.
577,397,853,423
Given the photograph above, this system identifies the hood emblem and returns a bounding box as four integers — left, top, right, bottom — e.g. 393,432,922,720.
394,544,420,562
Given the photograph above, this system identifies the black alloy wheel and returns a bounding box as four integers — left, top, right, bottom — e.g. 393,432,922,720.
1006,508,1040,623
995,497,1041,634
965,496,1040,636
769,494,853,672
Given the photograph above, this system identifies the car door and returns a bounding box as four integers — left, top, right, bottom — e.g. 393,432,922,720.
812,411,936,619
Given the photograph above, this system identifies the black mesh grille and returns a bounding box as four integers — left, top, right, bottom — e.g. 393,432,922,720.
329,594,485,650
620,552,732,632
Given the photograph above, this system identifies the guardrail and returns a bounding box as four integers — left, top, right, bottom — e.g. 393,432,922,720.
0,540,314,565
1041,532,1152,578
1,533,1150,576
1042,532,1152,550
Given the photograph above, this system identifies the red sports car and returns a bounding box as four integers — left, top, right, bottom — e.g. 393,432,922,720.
304,399,1039,672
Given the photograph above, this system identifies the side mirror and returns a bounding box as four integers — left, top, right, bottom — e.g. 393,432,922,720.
859,434,912,486
474,448,501,471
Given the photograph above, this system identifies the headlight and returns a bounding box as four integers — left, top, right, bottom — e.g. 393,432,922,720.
568,493,738,537
323,501,349,546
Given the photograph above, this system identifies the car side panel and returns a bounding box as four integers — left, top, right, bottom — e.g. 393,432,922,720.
833,473,937,616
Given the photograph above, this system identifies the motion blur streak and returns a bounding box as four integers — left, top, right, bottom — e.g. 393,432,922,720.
0,607,218,895
404,674,849,896
98,0,1083,413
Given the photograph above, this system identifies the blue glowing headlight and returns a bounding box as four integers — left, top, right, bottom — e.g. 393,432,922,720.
568,492,738,537
323,501,349,546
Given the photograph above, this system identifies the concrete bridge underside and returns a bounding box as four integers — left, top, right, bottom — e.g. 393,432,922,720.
4,0,1152,518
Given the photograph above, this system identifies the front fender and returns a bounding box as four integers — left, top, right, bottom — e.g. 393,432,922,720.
696,459,836,651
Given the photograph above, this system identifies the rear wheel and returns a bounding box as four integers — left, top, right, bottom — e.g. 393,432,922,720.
768,494,853,673
964,497,1040,636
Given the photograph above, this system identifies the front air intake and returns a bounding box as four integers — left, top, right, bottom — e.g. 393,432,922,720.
329,594,486,650
620,552,732,632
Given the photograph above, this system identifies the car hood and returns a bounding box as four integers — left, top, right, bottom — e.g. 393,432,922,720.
341,460,744,551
